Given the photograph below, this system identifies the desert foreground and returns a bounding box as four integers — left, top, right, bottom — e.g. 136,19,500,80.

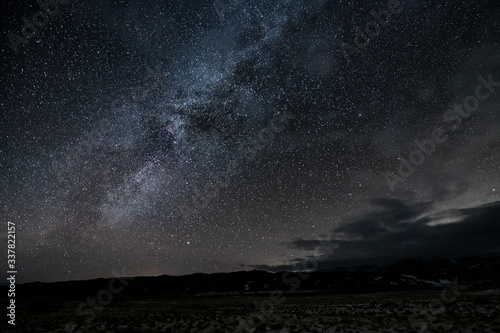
13,290,500,332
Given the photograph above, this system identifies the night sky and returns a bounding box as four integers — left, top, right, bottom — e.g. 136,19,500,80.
1,0,499,283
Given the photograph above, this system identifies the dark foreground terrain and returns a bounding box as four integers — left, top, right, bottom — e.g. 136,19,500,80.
5,257,500,332
9,290,500,332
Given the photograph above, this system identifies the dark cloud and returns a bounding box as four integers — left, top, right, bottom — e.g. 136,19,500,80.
277,200,500,270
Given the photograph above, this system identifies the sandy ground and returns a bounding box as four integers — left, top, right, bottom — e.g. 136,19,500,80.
15,290,500,332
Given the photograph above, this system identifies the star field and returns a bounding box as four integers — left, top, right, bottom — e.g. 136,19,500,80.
1,0,499,282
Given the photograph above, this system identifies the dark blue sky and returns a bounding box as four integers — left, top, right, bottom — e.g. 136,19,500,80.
1,0,499,282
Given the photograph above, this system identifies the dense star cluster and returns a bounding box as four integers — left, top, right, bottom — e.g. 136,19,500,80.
1,0,499,282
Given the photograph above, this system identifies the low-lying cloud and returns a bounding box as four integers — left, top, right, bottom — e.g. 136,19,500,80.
252,199,500,271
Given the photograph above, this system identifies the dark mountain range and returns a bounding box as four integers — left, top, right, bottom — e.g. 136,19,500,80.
7,257,500,301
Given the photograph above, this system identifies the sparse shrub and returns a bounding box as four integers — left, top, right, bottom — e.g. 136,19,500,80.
270,322,282,330
254,323,267,332
473,297,493,305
